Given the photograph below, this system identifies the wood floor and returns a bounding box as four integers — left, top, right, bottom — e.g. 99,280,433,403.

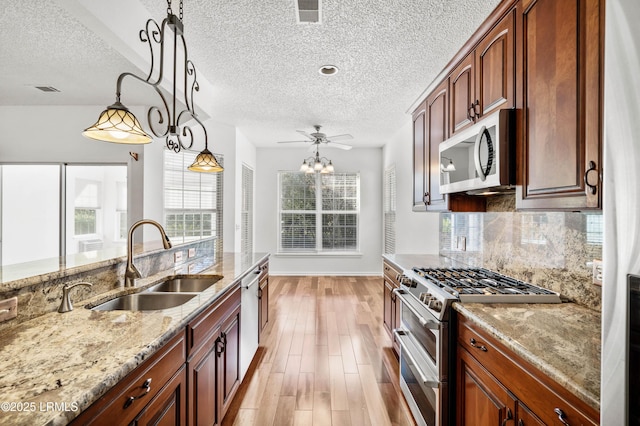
223,276,415,426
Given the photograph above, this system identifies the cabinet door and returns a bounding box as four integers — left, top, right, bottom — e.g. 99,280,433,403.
383,279,394,336
450,53,476,134
134,366,187,426
188,325,221,426
218,306,241,421
258,274,269,340
425,80,449,211
457,347,516,426
412,101,428,211
516,401,546,426
476,9,515,117
518,0,602,209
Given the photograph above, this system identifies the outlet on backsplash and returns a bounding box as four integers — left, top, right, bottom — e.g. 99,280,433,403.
592,259,603,286
174,251,183,263
456,236,467,251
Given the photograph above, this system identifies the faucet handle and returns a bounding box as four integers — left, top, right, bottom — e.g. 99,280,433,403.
58,282,93,313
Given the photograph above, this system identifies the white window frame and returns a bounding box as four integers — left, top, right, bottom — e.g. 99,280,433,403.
277,171,360,255
383,165,396,254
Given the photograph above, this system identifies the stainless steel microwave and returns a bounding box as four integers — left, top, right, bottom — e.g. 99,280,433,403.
439,109,516,195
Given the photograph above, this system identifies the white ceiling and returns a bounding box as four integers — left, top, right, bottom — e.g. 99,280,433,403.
0,0,501,148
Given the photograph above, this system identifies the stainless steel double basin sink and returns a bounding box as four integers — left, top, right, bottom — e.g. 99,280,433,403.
91,276,223,311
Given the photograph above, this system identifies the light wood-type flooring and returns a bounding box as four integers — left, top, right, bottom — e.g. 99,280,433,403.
223,276,415,426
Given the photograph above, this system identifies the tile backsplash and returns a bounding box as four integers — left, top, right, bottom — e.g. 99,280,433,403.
440,211,603,311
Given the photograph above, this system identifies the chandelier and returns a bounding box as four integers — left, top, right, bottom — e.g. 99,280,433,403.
82,0,223,173
299,146,334,174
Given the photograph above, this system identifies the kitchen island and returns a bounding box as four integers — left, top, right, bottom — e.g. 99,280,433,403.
0,252,268,426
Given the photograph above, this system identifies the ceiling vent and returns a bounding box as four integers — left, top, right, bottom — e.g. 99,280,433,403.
35,86,60,92
296,0,321,24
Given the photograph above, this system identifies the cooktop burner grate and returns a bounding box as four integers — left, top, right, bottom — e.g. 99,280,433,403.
412,267,559,299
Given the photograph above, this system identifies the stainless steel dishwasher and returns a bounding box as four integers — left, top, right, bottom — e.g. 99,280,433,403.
240,268,261,379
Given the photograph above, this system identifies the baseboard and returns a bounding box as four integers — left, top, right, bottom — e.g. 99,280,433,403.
269,271,383,277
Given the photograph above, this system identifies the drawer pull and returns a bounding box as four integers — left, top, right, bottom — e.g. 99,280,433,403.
123,378,152,409
554,408,571,425
470,338,488,352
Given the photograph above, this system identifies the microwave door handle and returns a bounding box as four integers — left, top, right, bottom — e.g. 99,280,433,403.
474,125,487,181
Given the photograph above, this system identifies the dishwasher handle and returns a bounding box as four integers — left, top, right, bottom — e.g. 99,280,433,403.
242,270,261,289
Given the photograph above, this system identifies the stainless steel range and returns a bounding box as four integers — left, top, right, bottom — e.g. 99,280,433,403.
393,266,561,426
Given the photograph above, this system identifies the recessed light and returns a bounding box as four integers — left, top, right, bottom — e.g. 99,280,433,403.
319,65,339,76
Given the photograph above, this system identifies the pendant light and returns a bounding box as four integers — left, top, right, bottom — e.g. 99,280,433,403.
299,145,334,174
82,0,222,173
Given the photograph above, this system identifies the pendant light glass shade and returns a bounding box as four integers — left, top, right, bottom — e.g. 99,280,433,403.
187,148,224,172
300,160,310,172
83,102,152,144
325,160,334,173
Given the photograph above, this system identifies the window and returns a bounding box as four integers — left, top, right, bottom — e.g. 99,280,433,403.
383,165,396,254
278,172,359,253
163,149,223,254
73,179,101,236
241,164,254,254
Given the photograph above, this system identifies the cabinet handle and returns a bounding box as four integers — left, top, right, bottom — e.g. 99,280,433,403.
257,287,263,300
584,161,598,195
473,99,480,119
215,336,224,357
467,100,480,121
123,378,152,409
518,420,524,426
423,192,430,205
554,408,571,425
501,408,513,426
469,338,488,352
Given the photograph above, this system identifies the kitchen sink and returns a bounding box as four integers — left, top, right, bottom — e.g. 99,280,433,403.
91,293,197,311
145,275,223,293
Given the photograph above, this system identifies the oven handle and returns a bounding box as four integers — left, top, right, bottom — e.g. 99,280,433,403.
393,329,440,387
393,288,439,329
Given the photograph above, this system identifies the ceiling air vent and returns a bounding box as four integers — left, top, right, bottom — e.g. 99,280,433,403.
296,0,321,24
35,86,60,92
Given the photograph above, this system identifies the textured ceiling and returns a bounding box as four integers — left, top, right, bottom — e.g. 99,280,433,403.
1,0,501,148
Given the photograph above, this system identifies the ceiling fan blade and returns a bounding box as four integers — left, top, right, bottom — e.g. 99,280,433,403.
296,130,315,141
326,134,353,141
276,140,310,144
329,142,353,150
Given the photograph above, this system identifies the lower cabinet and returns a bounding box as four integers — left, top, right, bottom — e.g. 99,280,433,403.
456,313,598,426
70,332,187,425
382,259,402,354
187,286,241,426
258,260,269,342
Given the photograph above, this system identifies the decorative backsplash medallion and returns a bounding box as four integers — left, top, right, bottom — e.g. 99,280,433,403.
440,211,602,311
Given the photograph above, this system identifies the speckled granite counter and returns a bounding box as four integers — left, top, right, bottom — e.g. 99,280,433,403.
454,302,601,411
0,252,268,426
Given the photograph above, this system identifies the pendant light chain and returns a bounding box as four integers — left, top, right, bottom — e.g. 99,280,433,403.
166,0,184,21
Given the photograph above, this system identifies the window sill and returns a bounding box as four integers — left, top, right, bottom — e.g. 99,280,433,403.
275,252,362,258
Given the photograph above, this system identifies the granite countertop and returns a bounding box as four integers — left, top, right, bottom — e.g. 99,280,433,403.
455,302,601,411
383,253,601,412
0,252,269,426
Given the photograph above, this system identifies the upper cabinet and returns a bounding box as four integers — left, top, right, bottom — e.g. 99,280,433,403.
450,10,515,136
517,0,603,209
411,0,603,211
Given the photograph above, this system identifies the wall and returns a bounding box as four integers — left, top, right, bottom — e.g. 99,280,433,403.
382,121,440,254
440,211,603,310
601,0,640,423
254,147,382,275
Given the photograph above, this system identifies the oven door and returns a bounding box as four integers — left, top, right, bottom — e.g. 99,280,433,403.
395,330,448,426
393,288,448,381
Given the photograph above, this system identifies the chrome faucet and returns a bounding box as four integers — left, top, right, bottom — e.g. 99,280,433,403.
58,282,93,313
125,219,172,287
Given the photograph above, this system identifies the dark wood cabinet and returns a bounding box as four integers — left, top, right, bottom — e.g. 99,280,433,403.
450,53,476,135
382,259,402,354
457,347,516,426
187,286,241,426
456,313,599,426
70,332,187,426
258,261,269,341
412,101,428,210
133,365,187,426
517,0,603,209
425,80,450,211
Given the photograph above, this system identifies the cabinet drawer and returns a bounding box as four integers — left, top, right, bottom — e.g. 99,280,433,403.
383,260,402,287
73,331,186,425
258,260,269,281
188,285,241,357
457,316,598,425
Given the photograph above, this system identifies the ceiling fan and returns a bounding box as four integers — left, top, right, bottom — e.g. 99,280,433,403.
276,125,353,150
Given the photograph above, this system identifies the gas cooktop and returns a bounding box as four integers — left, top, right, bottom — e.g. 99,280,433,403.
412,267,562,304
